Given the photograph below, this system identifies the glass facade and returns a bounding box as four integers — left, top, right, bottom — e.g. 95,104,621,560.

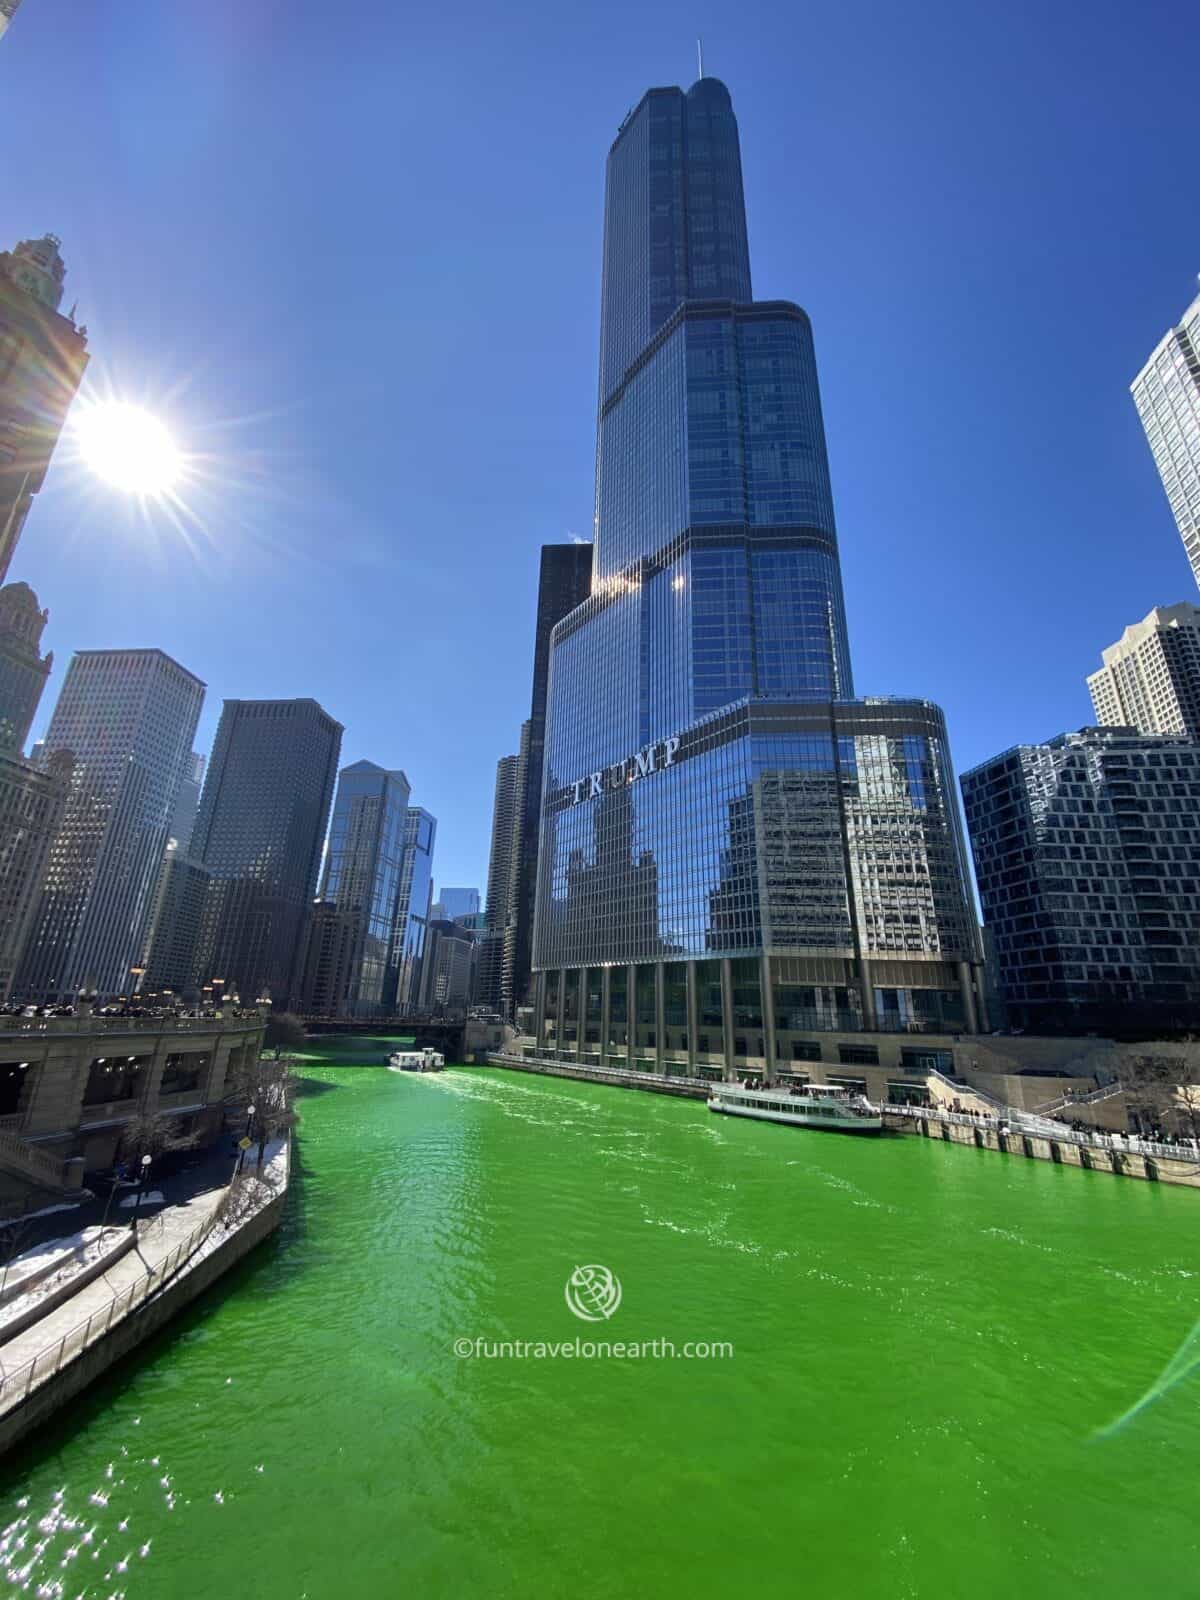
315,761,411,1017
394,806,436,1014
532,76,984,1072
1131,292,1200,590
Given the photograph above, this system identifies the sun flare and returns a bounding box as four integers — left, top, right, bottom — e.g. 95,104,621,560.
73,400,183,496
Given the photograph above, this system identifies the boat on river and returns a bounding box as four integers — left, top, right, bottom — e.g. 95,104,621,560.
707,1081,881,1135
388,1048,445,1073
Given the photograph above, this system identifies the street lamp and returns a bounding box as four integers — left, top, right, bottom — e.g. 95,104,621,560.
132,1152,152,1237
237,1103,256,1178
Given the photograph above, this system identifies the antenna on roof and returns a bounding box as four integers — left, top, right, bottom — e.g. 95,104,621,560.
697,37,704,78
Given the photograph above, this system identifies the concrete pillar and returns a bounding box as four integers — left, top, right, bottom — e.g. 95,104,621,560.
958,960,980,1035
720,958,736,1081
533,971,547,1052
600,967,612,1062
626,964,637,1072
685,962,698,1079
760,954,777,1087
858,959,877,1031
557,969,567,1056
655,961,666,1075
578,965,589,1055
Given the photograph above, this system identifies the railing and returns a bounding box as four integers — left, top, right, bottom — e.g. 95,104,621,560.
881,1102,1200,1165
0,1128,76,1188
0,1207,223,1411
490,1052,711,1093
927,1068,1008,1111
0,1016,263,1038
1034,1080,1124,1115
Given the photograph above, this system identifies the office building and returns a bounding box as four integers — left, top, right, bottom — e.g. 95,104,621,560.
435,887,479,921
477,752,520,1013
0,747,70,999
0,4,25,40
0,235,89,584
419,918,475,1017
530,77,984,1080
507,544,594,1015
168,750,206,852
1088,602,1200,738
0,580,51,753
302,760,411,1017
1131,287,1200,589
140,840,212,994
190,698,342,1006
18,649,204,999
393,806,436,1013
961,728,1200,1034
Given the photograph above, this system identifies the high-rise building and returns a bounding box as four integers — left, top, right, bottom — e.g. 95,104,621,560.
0,3,25,41
477,752,520,1013
302,760,411,1017
419,918,475,1017
140,840,211,995
17,649,204,999
0,747,71,999
393,806,436,1013
190,698,342,1006
962,728,1200,1034
1131,286,1200,590
0,580,51,753
435,887,480,921
167,750,206,853
0,236,89,585
1088,602,1200,738
530,78,984,1079
507,545,593,1016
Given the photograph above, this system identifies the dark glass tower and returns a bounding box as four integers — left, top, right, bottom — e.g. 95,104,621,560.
531,79,984,1078
191,699,342,1006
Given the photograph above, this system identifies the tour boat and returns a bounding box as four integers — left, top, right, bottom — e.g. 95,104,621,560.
707,1081,882,1135
388,1048,445,1073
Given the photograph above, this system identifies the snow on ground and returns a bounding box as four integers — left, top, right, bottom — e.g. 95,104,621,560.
0,1227,128,1331
117,1190,165,1209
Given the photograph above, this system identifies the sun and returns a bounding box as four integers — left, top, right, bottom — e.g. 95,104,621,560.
73,400,183,496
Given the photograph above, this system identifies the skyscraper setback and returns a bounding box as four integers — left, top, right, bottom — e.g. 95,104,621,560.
531,78,984,1075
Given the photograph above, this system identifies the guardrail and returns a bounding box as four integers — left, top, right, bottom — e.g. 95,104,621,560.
0,1016,264,1038
0,1207,222,1412
0,1128,75,1189
1034,1081,1124,1115
880,1102,1200,1165
489,1052,713,1094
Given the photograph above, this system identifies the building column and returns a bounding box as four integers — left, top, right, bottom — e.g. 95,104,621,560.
557,969,567,1057
973,966,991,1035
858,959,877,1031
655,961,666,1076
760,954,777,1087
958,960,980,1035
533,971,546,1053
626,964,637,1072
578,965,589,1056
600,966,612,1063
685,962,698,1080
720,958,736,1081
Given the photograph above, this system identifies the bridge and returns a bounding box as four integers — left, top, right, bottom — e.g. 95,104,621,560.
300,1016,465,1055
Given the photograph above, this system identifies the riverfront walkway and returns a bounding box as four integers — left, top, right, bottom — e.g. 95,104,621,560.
0,1141,288,1417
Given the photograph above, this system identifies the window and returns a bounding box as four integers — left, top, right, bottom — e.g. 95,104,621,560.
791,1041,821,1062
838,1044,878,1066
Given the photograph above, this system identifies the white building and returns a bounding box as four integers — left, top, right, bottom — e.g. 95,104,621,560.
1131,287,1200,589
1088,602,1200,738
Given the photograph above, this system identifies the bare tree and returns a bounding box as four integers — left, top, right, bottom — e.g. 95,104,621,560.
1121,1052,1200,1141
226,1052,297,1170
117,1111,186,1164
263,1011,306,1058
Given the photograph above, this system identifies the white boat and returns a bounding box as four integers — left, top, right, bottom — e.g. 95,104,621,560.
388,1048,445,1073
707,1081,882,1135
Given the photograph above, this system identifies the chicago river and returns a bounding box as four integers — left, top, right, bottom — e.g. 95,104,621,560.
1,1044,1196,1597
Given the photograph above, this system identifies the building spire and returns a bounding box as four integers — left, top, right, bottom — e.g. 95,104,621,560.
696,36,704,78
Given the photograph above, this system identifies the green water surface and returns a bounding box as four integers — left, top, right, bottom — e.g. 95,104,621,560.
2,1045,1198,1598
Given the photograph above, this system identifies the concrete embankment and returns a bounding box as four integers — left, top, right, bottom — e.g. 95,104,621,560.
0,1142,290,1456
487,1054,1200,1190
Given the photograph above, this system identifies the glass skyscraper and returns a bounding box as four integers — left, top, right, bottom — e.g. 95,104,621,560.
531,78,984,1079
394,806,436,1014
1131,287,1200,590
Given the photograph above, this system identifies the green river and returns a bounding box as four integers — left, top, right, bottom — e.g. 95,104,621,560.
2,1042,1198,1598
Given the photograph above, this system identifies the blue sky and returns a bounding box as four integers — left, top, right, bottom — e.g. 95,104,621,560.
3,0,1197,892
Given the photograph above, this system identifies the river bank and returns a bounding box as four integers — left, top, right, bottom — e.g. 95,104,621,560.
0,1046,1195,1597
